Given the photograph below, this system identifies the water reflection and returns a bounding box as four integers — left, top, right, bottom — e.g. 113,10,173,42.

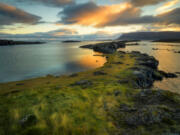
79,53,106,68
0,41,106,83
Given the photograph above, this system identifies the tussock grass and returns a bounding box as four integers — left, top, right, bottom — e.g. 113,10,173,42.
0,52,136,135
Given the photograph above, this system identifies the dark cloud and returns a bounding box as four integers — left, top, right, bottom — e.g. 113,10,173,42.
58,2,143,27
1,0,74,7
157,8,180,25
59,2,99,24
58,2,180,27
0,2,41,26
129,0,168,7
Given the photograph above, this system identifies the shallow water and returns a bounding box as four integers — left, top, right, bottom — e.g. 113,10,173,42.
119,41,180,93
0,41,106,83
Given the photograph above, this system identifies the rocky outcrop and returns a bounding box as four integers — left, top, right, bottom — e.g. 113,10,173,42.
125,51,178,89
0,40,45,46
80,41,126,54
112,89,180,134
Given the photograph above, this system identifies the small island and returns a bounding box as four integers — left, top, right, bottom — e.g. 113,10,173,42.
0,39,45,46
62,40,81,43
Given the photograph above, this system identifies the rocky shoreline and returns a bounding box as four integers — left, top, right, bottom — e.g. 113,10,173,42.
80,41,126,53
0,39,45,46
0,43,180,135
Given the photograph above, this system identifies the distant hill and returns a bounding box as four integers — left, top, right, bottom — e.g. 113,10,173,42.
118,32,180,41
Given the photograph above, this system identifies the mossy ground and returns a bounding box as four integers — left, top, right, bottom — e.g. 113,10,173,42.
0,52,179,135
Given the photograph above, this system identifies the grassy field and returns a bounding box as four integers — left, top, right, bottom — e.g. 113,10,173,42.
0,52,137,135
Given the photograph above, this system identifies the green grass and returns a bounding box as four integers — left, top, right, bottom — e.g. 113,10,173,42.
0,52,146,135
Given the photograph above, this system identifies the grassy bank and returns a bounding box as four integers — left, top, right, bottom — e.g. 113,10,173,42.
0,52,179,135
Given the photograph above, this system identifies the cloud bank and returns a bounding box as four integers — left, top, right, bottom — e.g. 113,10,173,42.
58,2,180,27
0,2,41,26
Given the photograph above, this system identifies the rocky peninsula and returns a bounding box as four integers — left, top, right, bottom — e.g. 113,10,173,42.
0,42,179,135
0,39,45,46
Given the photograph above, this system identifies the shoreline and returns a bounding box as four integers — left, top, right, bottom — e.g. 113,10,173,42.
0,45,180,134
0,39,45,46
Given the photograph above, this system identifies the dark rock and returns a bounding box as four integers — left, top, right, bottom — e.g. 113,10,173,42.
114,90,121,96
175,72,180,74
174,51,180,53
19,114,37,128
159,71,178,78
80,41,125,54
132,68,155,88
93,71,107,76
125,105,172,126
134,89,167,105
71,80,93,88
136,56,159,69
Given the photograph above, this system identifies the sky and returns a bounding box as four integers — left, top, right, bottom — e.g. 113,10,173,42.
0,0,180,40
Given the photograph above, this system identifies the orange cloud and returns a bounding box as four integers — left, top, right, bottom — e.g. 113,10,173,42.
60,2,140,27
156,0,179,13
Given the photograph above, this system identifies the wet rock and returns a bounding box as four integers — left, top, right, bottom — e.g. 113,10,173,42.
19,114,37,128
132,69,154,88
159,71,178,78
175,72,180,74
93,71,107,76
174,51,180,53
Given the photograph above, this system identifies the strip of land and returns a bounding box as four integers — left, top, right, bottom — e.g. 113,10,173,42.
0,39,45,46
0,43,179,135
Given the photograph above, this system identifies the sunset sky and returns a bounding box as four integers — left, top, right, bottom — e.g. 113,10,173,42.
0,0,180,40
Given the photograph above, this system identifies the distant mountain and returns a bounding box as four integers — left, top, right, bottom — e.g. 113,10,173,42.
118,32,180,41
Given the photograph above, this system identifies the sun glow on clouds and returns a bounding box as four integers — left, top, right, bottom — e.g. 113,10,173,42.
156,0,179,13
62,2,138,27
1,0,180,39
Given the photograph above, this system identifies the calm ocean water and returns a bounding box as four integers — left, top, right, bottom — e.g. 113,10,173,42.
0,41,106,83
0,41,180,93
